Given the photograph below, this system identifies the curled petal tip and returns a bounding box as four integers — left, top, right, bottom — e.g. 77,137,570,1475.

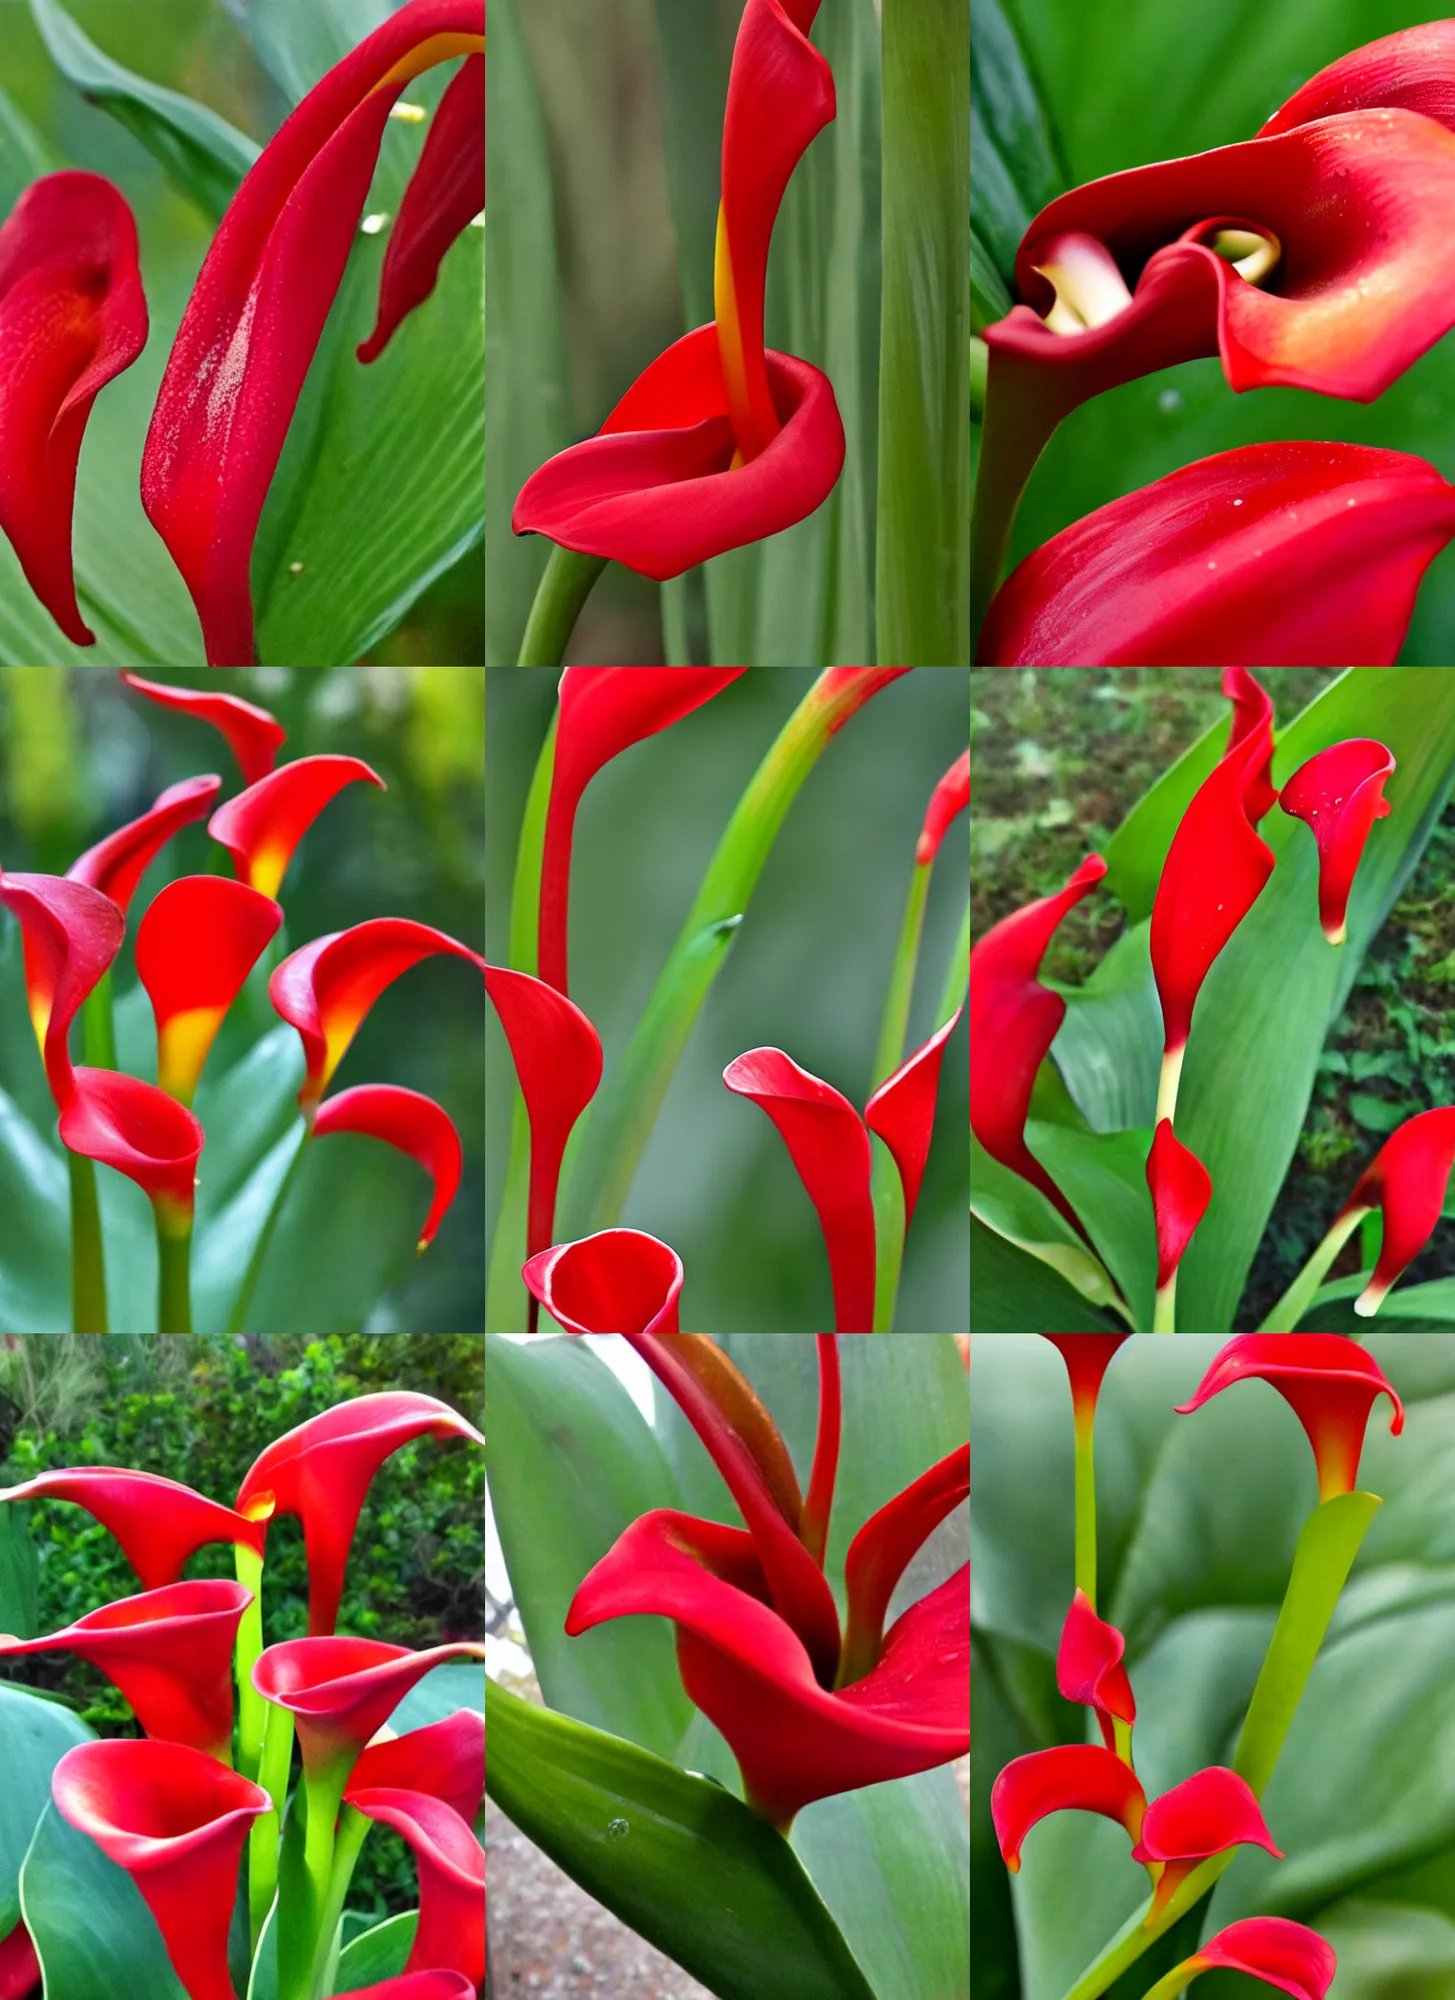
312,1083,463,1248
208,754,384,900
119,672,285,785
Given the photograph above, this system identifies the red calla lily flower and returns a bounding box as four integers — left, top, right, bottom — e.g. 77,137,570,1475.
990,1743,1146,1871
1040,1335,1132,1425
58,1067,204,1234
979,442,1455,666
839,1440,969,1685
312,1084,463,1251
66,775,222,916
0,872,123,1106
916,749,971,865
1151,667,1275,1081
1058,1589,1135,1752
235,1391,484,1637
513,0,843,578
346,1709,485,1824
1335,1105,1455,1317
538,668,747,995
1131,1765,1282,1919
1279,739,1396,945
50,1738,270,2000
1258,21,1455,137
0,1921,38,2000
140,0,485,667
136,876,282,1105
119,672,286,786
0,172,147,648
335,1978,474,2000
484,964,603,1285
358,54,484,363
1183,1916,1337,2000
270,917,484,1115
567,1510,967,1830
864,1007,965,1230
1176,1335,1404,1501
344,1789,484,1985
969,853,1107,1234
0,1465,266,1590
208,754,385,901
1146,1118,1213,1301
252,1638,485,1776
0,1580,250,1761
522,1228,685,1337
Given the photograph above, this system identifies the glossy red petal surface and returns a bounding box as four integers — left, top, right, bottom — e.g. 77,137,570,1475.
1150,694,1276,1054
236,1392,482,1638
58,1067,203,1225
990,1744,1146,1871
271,917,484,1110
483,965,600,1257
345,1789,484,1985
1040,1335,1132,1426
0,1921,38,2000
0,1580,249,1759
140,0,484,666
716,0,835,457
136,875,281,1102
119,672,285,786
0,871,123,1106
916,750,971,865
969,854,1106,1232
0,1466,264,1590
842,1443,969,1679
1259,21,1455,136
51,1739,269,2000
252,1637,485,1773
1342,1106,1455,1316
521,1230,683,1335
358,55,483,363
347,1709,484,1824
1280,739,1396,944
1176,1335,1404,1500
723,1048,876,1334
1146,1118,1213,1289
1222,666,1277,821
536,665,746,994
1058,1589,1136,1749
1132,1765,1281,1865
0,173,147,648
982,441,1455,667
208,754,384,901
567,1510,965,1825
865,1006,964,1229
1192,1916,1337,2000
67,774,223,917
313,1083,463,1250
513,332,845,583
801,1333,841,1567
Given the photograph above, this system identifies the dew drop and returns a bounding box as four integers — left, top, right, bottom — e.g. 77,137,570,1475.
1232,498,1244,506
1158,388,1183,414
606,1818,630,1841
360,212,391,236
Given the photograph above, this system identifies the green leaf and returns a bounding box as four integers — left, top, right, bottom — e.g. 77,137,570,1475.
972,224,1013,334
1296,1275,1455,1331
485,1677,876,2000
20,1800,186,2000
971,1133,1126,1317
0,1503,38,1644
241,0,401,102
1048,924,1162,1134
0,78,54,216
0,1685,92,1938
1348,1090,1408,1133
0,1084,68,1335
237,1133,420,1334
26,0,258,223
969,1214,1120,1331
876,0,970,666
332,1908,417,1988
1025,1121,1156,1330
970,0,1064,285
1101,714,1226,925
484,1335,692,1761
486,0,572,668
1310,1900,1455,1998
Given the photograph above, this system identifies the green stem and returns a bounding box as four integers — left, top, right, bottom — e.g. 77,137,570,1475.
306,1804,370,2000
868,860,932,1334
155,1216,193,1334
1137,1963,1201,2000
249,1699,295,1950
227,1128,310,1335
82,971,117,1070
298,1761,349,1982
67,1150,108,1334
1073,1410,1097,1608
1154,1044,1184,1129
233,1542,267,1784
1152,1278,1176,1334
936,900,970,1029
516,544,607,666
1256,1206,1368,1333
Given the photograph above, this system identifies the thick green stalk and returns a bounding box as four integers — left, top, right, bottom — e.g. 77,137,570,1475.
1073,1409,1097,1608
868,859,932,1332
1152,1279,1176,1334
156,1217,193,1335
249,1698,296,1949
82,971,117,1070
67,1150,108,1334
233,1542,267,1785
1256,1206,1367,1332
227,1129,310,1335
296,1761,349,1990
937,899,969,1027
516,544,608,666
1137,1961,1204,2000
307,1804,370,2000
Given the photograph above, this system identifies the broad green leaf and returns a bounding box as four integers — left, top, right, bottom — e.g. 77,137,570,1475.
0,1085,68,1335
969,1214,1119,1331
972,224,1013,334
0,79,53,216
1026,1121,1156,1330
1297,1275,1455,1332
971,1641,1032,2000
0,1686,92,1938
1048,924,1162,1135
242,0,404,102
332,1909,417,1988
486,0,571,668
0,1503,38,1644
970,1133,1125,1316
970,0,1064,285
484,1335,692,1761
1309,1900,1455,1998
877,0,970,666
239,1132,420,1333
26,0,258,223
485,1677,876,2000
20,1801,186,2000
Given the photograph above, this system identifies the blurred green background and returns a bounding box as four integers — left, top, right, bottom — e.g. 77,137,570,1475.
978,0,1455,662
486,667,969,1332
0,666,485,1332
0,0,483,665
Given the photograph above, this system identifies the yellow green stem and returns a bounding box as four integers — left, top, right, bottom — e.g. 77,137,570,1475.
1073,1409,1097,1608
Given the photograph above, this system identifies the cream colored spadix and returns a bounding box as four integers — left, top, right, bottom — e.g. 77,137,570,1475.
1033,231,1134,334
1207,225,1282,286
